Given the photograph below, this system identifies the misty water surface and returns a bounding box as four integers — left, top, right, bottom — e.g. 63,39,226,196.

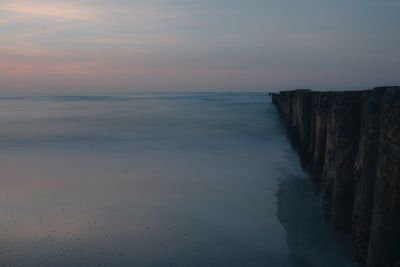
0,93,355,267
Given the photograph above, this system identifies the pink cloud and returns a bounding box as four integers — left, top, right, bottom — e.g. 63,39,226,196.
2,1,101,22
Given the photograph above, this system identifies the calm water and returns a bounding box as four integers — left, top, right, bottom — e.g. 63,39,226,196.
0,93,354,267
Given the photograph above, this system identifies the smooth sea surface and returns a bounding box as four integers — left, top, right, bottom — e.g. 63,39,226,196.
0,92,355,267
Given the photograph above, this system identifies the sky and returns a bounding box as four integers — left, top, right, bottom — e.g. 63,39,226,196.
0,0,400,93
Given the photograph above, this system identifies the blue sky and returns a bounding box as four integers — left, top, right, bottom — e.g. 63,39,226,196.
1,0,399,93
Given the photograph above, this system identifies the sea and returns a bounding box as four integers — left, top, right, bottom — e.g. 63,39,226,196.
0,92,355,267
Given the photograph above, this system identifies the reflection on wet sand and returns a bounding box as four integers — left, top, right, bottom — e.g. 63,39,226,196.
277,173,355,267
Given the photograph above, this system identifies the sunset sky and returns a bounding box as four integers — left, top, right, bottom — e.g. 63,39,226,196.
1,0,400,93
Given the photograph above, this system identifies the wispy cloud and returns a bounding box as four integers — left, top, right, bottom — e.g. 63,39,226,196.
1,1,101,22
1,1,399,93
0,1,181,52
